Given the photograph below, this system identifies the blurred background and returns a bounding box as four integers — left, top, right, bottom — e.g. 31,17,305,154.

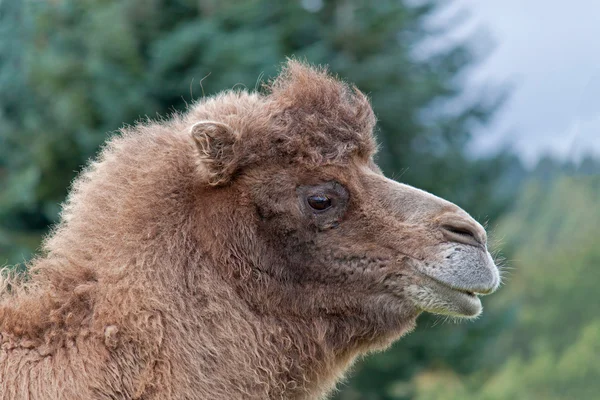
0,0,598,398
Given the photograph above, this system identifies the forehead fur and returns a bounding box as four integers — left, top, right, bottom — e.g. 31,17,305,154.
264,60,377,163
187,60,377,172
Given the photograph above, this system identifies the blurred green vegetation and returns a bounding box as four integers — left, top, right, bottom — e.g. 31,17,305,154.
0,0,597,399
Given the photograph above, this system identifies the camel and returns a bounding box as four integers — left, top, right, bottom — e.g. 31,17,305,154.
0,60,499,399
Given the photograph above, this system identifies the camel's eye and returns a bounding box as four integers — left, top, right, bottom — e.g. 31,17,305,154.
307,195,332,211
298,182,347,224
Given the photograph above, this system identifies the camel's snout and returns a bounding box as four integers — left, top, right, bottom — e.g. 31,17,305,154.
384,181,500,317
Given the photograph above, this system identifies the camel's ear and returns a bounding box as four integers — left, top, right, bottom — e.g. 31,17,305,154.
190,121,238,186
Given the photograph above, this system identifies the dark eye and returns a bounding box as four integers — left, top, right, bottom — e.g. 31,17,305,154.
307,195,332,211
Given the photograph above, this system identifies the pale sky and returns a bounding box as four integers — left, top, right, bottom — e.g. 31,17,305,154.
449,0,600,165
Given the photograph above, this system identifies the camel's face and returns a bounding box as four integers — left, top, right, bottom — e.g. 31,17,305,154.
242,157,499,321
190,61,499,329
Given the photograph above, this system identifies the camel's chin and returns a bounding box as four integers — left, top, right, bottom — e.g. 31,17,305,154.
406,279,483,318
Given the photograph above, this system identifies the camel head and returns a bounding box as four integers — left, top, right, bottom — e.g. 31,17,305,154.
188,61,499,347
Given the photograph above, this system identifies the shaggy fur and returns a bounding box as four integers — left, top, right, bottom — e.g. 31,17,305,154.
0,61,498,399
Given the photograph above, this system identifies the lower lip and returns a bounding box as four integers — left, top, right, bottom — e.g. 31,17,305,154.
447,290,482,316
411,275,483,317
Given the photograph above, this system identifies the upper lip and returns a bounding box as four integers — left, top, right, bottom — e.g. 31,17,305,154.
419,272,497,296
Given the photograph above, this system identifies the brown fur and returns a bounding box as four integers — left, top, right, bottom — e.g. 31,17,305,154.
0,60,498,399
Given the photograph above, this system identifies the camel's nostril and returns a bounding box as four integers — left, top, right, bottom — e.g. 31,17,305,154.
441,224,483,246
444,225,476,239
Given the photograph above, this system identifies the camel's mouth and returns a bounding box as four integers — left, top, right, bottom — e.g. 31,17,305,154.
402,243,499,318
405,274,484,318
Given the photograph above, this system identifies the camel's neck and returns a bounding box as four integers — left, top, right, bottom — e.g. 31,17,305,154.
0,256,401,400
151,270,352,399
